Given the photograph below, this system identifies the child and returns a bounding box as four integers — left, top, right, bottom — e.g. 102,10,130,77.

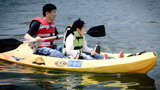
63,18,114,60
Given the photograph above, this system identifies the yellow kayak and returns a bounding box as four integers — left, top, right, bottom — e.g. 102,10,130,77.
0,43,157,74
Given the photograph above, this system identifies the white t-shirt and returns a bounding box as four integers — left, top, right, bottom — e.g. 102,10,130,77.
65,34,93,58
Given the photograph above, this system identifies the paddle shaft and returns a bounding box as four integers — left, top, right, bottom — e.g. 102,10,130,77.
23,25,105,43
23,34,64,43
0,25,105,53
0,35,64,53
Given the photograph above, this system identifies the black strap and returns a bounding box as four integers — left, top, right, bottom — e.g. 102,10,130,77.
138,51,146,55
49,24,54,45
74,46,83,50
76,37,83,39
64,26,74,41
50,33,53,45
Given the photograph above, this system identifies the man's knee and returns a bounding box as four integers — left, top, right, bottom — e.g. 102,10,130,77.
57,46,62,52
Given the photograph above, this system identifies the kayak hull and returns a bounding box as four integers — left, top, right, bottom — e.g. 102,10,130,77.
0,43,157,74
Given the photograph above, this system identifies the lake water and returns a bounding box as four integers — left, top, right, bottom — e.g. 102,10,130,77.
0,0,160,89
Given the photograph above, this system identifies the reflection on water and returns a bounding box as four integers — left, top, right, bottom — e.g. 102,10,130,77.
0,61,156,90
81,74,156,90
104,81,139,90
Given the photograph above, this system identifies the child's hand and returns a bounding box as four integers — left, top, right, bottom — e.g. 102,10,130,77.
81,53,87,56
91,51,96,55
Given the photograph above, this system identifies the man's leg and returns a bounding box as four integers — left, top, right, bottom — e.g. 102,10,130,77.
52,45,62,52
38,47,66,58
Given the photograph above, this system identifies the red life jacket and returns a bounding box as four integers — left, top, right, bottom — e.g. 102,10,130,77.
29,17,56,48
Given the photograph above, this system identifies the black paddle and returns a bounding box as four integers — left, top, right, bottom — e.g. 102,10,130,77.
0,35,63,53
0,25,105,53
87,25,105,37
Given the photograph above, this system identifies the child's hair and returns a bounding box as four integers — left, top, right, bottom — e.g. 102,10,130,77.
71,18,85,31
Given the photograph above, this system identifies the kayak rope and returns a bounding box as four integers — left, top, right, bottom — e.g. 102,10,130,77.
127,51,146,57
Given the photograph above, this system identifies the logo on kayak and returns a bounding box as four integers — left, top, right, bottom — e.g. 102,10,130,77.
32,57,45,65
67,60,82,67
12,56,24,61
55,61,67,67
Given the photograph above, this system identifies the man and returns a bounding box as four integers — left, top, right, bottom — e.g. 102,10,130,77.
24,4,66,58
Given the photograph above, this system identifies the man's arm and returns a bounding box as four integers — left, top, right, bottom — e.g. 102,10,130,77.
54,27,64,40
24,33,35,41
24,21,42,42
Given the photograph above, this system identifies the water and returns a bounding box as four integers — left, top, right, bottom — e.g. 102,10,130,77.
0,0,160,89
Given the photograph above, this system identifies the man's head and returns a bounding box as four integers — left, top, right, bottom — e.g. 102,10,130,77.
72,18,85,36
43,4,57,21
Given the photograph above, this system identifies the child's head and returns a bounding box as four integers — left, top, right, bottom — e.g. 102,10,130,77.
72,18,85,35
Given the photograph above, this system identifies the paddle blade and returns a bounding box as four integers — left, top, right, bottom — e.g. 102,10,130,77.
0,38,22,53
87,25,106,37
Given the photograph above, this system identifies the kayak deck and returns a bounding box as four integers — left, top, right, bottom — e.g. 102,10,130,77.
0,43,157,73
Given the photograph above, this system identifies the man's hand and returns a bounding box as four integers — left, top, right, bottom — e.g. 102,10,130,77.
35,37,42,42
55,35,64,40
55,37,63,40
